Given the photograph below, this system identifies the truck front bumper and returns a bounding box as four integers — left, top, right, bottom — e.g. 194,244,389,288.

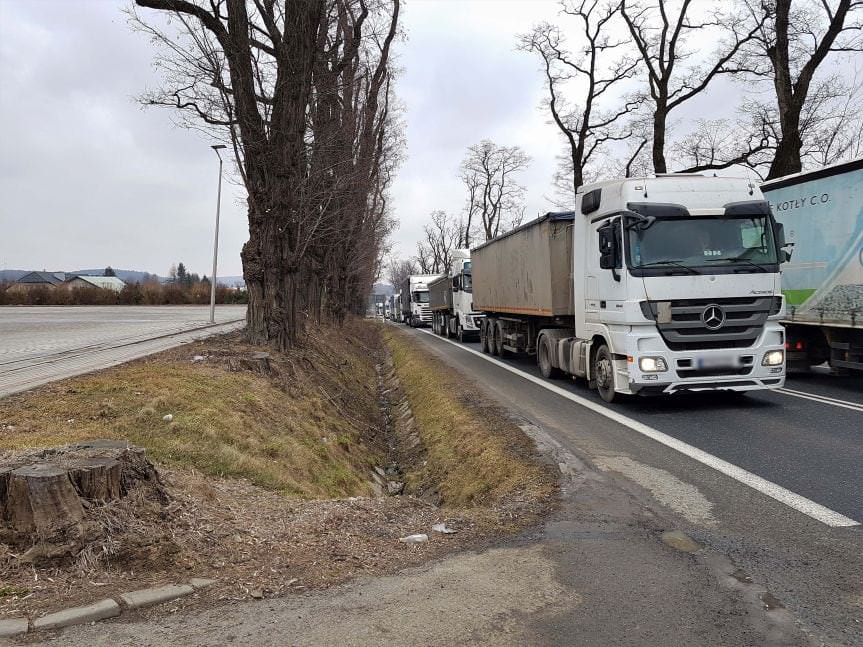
614,322,786,395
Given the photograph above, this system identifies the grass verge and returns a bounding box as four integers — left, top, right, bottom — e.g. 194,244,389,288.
0,321,385,499
383,325,556,509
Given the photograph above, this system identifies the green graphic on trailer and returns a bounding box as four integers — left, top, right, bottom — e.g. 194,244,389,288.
764,164,863,326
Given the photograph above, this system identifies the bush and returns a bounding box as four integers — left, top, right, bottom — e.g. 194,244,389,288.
1,281,245,306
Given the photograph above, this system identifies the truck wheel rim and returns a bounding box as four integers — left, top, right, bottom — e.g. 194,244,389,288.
597,358,612,390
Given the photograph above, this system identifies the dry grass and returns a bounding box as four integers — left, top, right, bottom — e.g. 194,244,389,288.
0,322,385,499
383,326,556,509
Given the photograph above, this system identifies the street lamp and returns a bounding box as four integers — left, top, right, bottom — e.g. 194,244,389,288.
209,144,226,324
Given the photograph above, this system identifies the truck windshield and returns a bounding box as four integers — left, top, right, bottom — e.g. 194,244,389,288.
462,273,473,292
627,215,777,273
413,291,430,303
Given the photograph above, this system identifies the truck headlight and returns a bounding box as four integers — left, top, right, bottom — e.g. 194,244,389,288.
762,350,784,366
639,356,668,372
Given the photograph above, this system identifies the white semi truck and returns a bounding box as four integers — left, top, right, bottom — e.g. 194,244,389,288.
428,249,484,342
761,158,863,371
472,174,789,402
399,274,438,327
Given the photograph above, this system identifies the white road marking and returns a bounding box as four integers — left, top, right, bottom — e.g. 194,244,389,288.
413,327,860,528
775,387,863,413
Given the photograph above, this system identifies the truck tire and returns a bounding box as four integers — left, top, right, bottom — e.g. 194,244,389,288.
480,320,491,353
495,321,509,358
593,344,617,403
538,336,563,379
444,316,453,339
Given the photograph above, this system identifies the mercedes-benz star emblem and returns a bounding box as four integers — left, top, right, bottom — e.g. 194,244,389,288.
701,304,726,330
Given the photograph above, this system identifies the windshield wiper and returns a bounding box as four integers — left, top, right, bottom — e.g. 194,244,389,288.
705,255,769,272
635,260,700,275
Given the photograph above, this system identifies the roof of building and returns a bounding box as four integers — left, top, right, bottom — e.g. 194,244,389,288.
16,271,66,285
69,276,126,290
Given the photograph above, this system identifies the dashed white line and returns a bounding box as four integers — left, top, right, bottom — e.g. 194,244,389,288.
775,387,863,413
413,327,860,528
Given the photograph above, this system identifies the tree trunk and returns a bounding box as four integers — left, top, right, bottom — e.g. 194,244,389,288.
652,106,668,174
767,101,803,179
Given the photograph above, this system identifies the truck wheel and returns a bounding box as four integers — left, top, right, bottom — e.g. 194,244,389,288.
480,321,490,353
495,322,509,358
538,336,563,379
593,344,617,403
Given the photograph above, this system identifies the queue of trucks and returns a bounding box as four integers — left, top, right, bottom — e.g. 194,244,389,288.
386,160,862,403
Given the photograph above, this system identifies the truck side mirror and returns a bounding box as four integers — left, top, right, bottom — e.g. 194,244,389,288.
774,222,794,262
452,276,459,292
598,223,617,270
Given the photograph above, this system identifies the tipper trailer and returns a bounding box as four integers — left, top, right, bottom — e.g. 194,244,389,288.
428,249,484,342
761,158,863,372
399,275,439,327
472,174,790,402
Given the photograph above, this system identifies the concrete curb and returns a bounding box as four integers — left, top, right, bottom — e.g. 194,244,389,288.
33,599,121,631
5,578,218,639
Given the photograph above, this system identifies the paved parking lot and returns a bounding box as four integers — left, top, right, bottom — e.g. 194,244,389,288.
0,305,247,397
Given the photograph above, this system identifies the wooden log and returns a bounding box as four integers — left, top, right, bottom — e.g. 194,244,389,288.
5,463,85,541
67,457,122,502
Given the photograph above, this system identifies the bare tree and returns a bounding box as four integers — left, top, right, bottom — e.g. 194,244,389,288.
386,257,417,290
459,140,530,244
132,0,401,348
520,2,639,197
620,0,766,173
738,0,863,178
417,210,460,273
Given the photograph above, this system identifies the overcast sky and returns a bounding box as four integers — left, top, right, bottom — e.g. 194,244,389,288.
0,0,833,279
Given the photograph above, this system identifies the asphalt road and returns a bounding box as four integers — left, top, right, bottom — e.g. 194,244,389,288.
393,322,862,645
418,328,863,523
0,305,247,397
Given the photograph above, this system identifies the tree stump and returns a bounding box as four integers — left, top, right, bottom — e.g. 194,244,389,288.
0,439,166,562
5,464,85,541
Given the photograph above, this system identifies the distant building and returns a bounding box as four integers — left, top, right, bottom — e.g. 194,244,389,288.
65,276,126,292
6,271,66,293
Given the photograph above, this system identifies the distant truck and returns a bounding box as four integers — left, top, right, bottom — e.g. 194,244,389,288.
389,293,402,322
472,174,789,402
761,158,863,371
428,249,483,341
399,275,438,327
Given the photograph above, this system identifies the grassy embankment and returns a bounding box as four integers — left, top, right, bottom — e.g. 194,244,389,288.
0,323,384,498
383,326,555,508
1,320,554,508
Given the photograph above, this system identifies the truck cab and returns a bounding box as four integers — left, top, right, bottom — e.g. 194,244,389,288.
429,249,484,340
400,275,438,327
570,175,787,400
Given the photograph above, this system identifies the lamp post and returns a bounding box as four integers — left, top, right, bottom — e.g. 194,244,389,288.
209,144,226,323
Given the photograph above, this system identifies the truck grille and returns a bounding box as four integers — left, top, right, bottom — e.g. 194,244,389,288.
643,297,774,351
420,305,431,321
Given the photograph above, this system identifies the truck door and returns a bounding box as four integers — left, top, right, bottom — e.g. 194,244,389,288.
587,216,628,324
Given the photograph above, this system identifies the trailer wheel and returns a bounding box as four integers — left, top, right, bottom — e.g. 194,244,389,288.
593,344,617,403
480,320,490,353
495,321,509,358
538,336,563,379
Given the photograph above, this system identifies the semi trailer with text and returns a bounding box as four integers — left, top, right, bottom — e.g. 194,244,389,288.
761,158,863,372
471,174,789,402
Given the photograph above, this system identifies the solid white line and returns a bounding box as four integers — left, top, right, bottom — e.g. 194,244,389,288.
413,327,860,528
776,387,863,413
